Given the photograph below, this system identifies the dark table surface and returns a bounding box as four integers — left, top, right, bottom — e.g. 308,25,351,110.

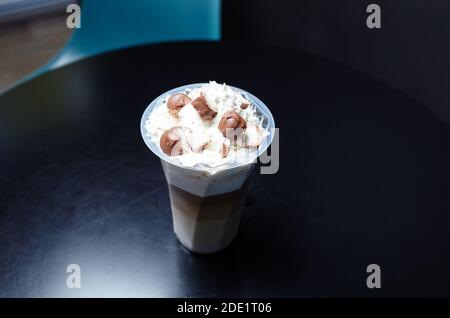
0,42,449,297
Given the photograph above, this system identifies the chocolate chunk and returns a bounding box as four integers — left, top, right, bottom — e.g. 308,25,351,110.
218,111,247,137
167,94,191,114
160,127,184,156
191,95,217,120
240,102,249,109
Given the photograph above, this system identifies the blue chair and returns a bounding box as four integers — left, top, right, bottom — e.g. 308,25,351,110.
7,0,220,89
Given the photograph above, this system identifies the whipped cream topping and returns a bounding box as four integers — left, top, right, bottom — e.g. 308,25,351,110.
144,82,268,168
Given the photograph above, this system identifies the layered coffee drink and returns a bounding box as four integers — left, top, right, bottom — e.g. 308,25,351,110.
141,82,274,253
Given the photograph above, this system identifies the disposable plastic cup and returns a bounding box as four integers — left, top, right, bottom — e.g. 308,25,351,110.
141,84,275,253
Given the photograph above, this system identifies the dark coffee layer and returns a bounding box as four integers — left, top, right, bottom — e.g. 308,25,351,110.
168,180,249,221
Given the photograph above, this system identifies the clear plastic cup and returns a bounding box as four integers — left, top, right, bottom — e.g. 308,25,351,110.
140,84,275,253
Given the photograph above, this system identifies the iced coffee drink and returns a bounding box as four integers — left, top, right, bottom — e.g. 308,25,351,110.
141,82,274,253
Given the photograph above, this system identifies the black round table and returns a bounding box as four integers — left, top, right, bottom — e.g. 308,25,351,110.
0,42,449,297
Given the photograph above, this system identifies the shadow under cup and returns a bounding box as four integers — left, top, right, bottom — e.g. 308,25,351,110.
141,84,275,254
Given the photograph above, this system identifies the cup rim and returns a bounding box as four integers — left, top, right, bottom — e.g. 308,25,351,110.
140,83,276,172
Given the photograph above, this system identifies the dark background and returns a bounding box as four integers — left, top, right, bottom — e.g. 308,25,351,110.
1,0,450,298
2,41,449,297
223,0,450,124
